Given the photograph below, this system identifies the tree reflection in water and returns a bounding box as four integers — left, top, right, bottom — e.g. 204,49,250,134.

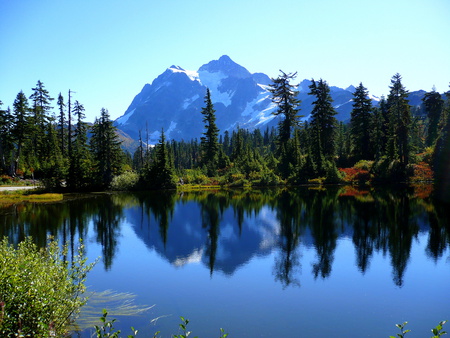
0,185,449,287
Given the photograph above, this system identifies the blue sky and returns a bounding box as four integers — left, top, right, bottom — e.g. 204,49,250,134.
1,0,449,122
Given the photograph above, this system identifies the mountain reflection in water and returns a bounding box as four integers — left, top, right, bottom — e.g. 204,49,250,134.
1,186,449,288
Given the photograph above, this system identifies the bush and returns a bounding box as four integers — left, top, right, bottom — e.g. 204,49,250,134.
110,171,140,191
0,175,12,185
0,237,94,337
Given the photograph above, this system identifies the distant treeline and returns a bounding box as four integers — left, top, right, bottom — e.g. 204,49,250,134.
1,73,449,197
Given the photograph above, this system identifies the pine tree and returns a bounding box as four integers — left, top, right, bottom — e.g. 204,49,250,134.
0,102,14,174
269,71,302,150
90,108,124,188
29,80,54,169
350,83,373,162
433,87,450,201
200,88,220,176
308,79,337,173
69,100,91,189
422,87,444,147
57,93,67,156
370,106,385,160
386,73,411,168
142,129,176,189
11,91,31,176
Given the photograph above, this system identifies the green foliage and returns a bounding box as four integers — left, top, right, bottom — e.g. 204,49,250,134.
90,108,125,189
390,320,447,338
181,169,210,185
431,320,447,337
110,171,140,191
350,83,374,161
141,130,177,190
92,312,228,338
0,237,94,337
390,321,411,338
94,309,139,338
200,88,220,175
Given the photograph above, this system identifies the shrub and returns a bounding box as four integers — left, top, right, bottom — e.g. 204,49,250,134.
0,237,94,337
110,171,140,191
0,175,12,185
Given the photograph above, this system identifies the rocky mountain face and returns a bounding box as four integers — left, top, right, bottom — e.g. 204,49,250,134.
115,55,424,144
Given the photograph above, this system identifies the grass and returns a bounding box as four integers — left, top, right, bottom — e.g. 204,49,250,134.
0,191,63,204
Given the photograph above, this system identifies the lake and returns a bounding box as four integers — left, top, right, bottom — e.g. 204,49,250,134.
0,186,449,337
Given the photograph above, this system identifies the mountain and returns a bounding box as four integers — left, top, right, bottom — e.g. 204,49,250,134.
115,55,424,144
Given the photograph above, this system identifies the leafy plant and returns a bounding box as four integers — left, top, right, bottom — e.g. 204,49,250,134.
94,309,139,338
431,320,447,337
390,320,447,338
0,237,94,337
390,321,411,338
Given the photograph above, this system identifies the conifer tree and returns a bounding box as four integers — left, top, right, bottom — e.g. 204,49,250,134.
269,71,302,150
422,87,444,147
433,87,450,201
142,129,176,189
0,102,14,174
370,106,385,160
29,80,53,169
90,108,124,188
350,83,373,162
11,91,31,176
69,100,91,189
386,73,411,168
308,79,337,172
57,93,67,156
200,88,220,175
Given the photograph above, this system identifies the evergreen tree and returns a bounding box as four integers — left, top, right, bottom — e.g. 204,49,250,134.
350,83,373,162
269,71,302,150
308,79,337,172
0,102,14,174
433,87,450,201
57,93,67,156
422,87,444,147
29,80,54,169
386,73,411,168
370,106,385,160
69,100,92,189
90,108,124,188
40,116,66,188
142,129,177,189
200,88,220,176
11,91,31,176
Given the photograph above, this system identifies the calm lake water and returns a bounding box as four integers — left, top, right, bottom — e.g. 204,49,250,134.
1,186,449,337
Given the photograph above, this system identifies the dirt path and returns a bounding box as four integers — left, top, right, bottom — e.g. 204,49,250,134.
0,186,38,192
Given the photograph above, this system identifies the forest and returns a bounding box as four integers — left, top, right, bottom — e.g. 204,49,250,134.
0,73,449,199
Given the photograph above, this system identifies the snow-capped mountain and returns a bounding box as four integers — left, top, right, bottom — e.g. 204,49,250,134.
115,55,372,143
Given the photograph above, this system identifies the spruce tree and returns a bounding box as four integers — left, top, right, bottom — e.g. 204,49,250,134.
350,83,373,162
57,93,67,156
386,73,411,168
11,91,31,176
200,88,220,176
69,100,91,189
308,79,337,173
422,87,444,147
29,80,54,169
433,87,450,201
90,108,124,188
269,71,302,150
142,129,176,189
0,102,14,174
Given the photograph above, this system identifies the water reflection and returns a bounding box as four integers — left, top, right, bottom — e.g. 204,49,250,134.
0,186,449,287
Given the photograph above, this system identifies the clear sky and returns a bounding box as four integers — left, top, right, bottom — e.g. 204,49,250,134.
1,0,449,122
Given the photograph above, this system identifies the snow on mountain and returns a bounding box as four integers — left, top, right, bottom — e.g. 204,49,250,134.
114,55,397,145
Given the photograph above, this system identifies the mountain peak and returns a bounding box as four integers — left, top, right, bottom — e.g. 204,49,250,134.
198,55,251,79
